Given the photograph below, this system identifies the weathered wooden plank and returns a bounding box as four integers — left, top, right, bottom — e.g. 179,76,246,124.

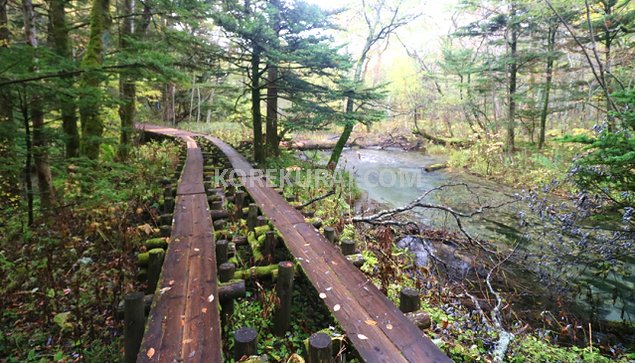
136,126,222,363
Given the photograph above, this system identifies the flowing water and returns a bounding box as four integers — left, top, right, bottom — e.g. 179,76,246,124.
317,148,634,325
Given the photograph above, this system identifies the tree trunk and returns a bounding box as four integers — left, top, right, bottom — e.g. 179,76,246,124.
251,44,264,163
79,0,111,160
506,5,518,154
24,0,55,210
50,0,79,158
539,24,556,150
329,42,368,167
604,2,613,131
117,0,135,161
265,64,279,157
162,83,175,125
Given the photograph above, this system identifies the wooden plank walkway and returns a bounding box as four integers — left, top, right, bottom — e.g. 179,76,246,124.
202,135,451,363
136,125,222,362
135,124,450,363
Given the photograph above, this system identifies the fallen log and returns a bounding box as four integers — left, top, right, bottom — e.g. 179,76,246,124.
423,163,448,172
413,129,472,148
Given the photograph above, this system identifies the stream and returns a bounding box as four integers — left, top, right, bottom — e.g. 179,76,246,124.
314,148,634,326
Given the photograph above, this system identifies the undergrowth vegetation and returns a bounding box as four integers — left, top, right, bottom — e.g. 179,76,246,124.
0,140,180,362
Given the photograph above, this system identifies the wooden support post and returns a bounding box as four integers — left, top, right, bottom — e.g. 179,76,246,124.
263,231,276,261
210,200,223,210
323,227,335,243
308,332,333,363
235,191,246,218
219,262,236,283
210,210,230,220
247,203,258,232
256,215,267,227
273,261,294,336
340,239,355,255
213,219,227,230
123,292,145,363
399,287,420,313
159,225,171,238
234,327,258,361
163,185,173,199
216,239,228,266
159,213,172,226
146,248,165,294
163,197,174,214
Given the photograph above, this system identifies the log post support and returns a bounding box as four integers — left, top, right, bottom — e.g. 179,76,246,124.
247,203,258,232
273,261,294,336
399,287,420,313
159,225,171,238
123,292,145,363
159,213,172,226
216,239,228,266
146,248,165,294
234,191,246,218
308,332,333,363
340,239,355,255
323,227,335,243
163,196,174,214
263,230,276,262
234,327,258,361
219,262,236,283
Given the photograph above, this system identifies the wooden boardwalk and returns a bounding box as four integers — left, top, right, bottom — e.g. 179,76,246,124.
137,125,222,362
136,124,451,363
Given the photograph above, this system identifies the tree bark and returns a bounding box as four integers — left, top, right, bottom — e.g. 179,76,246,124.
265,64,279,157
117,0,135,160
251,43,264,163
80,0,111,160
539,23,556,150
506,4,518,154
50,0,79,158
24,0,55,210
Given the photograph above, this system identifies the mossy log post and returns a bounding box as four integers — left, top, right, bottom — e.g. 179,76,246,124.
423,163,448,172
163,186,173,199
247,203,258,232
399,288,420,313
308,332,333,363
144,237,167,250
234,264,279,280
247,232,265,263
234,327,258,361
123,292,145,363
340,239,355,255
219,262,236,282
210,200,223,210
273,261,295,336
216,239,228,265
146,248,165,294
323,227,335,243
